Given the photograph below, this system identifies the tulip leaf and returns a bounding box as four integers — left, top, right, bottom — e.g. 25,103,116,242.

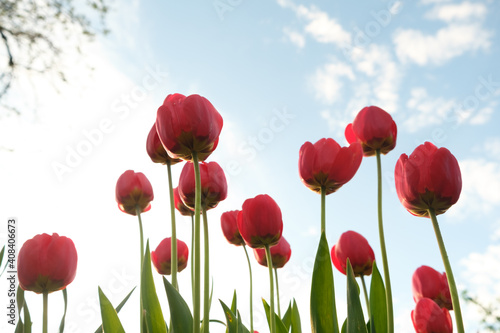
231,290,237,314
346,259,368,333
341,319,347,333
141,241,167,333
59,288,68,333
310,231,339,333
369,262,387,333
0,245,5,277
282,301,292,331
220,300,238,333
262,298,288,333
94,287,136,333
237,310,251,333
291,299,302,333
163,276,193,333
98,287,126,333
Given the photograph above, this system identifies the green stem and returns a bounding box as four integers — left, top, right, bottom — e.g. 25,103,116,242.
376,149,393,333
428,208,465,333
274,268,281,318
191,213,195,307
202,207,210,333
360,275,370,319
136,206,145,333
166,160,178,290
321,187,326,234
265,244,276,333
243,245,254,333
42,291,48,333
192,152,202,333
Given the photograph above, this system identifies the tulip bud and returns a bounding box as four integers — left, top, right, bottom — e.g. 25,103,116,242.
299,138,363,195
173,187,193,216
395,142,462,217
18,233,78,294
178,161,228,210
151,237,189,275
156,93,223,161
237,194,283,248
411,298,453,333
412,265,452,310
253,237,291,268
146,123,183,165
221,210,245,246
331,231,375,277
345,106,397,156
115,170,154,215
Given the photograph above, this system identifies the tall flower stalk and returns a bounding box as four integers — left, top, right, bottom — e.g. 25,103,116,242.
166,160,179,290
242,245,254,332
192,151,202,333
429,208,464,333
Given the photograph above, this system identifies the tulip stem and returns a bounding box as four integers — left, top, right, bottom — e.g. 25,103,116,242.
136,206,145,333
360,275,370,319
274,268,281,318
376,149,394,333
202,207,210,333
42,290,48,333
428,208,465,333
192,151,202,333
321,186,326,234
166,160,178,291
243,245,254,333
191,213,195,307
265,244,276,333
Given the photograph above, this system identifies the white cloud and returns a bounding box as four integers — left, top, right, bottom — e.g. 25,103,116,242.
296,5,351,46
394,23,491,66
483,137,500,160
309,60,355,105
277,0,351,47
448,159,500,218
283,27,306,48
425,2,487,22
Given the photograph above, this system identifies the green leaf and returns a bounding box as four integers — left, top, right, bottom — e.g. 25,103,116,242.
22,297,32,333
346,259,368,333
14,286,25,332
94,287,136,333
220,300,238,333
341,319,347,333
98,287,126,333
0,245,4,266
290,299,302,333
141,241,167,333
369,262,387,333
163,277,193,333
262,298,288,333
236,310,251,333
59,288,68,333
310,232,339,333
231,290,237,313
282,302,292,331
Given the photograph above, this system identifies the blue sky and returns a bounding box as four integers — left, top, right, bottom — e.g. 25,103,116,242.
1,0,500,332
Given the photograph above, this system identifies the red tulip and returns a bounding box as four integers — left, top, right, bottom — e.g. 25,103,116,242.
178,161,228,210
146,123,183,165
237,194,283,248
221,210,245,246
395,142,462,217
156,93,223,161
412,266,452,310
345,106,397,156
299,138,362,195
412,298,452,333
253,237,291,268
151,237,189,275
173,187,193,216
18,233,77,294
331,231,375,277
115,170,154,215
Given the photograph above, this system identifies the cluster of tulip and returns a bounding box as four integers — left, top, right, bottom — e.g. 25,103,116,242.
11,93,465,333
